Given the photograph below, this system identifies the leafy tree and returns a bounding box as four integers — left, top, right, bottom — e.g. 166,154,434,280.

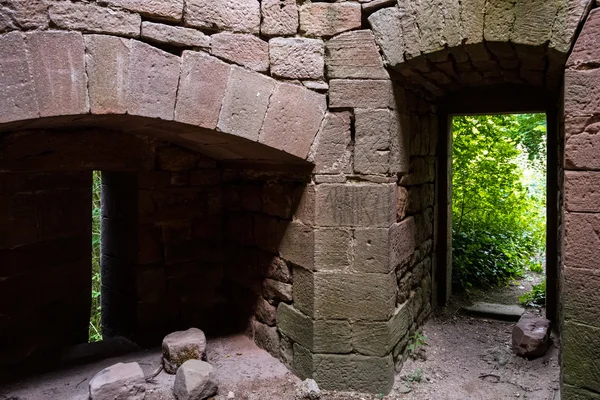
452,114,546,290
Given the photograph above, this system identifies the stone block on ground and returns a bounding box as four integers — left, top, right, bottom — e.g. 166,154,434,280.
462,302,525,321
89,362,146,400
174,359,218,400
295,378,321,400
512,313,551,358
163,327,207,374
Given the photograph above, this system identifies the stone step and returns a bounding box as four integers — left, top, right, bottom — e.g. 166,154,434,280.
462,302,525,321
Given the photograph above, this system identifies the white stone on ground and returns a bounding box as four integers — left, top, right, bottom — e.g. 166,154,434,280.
295,378,321,399
162,327,207,374
89,362,146,400
174,359,218,400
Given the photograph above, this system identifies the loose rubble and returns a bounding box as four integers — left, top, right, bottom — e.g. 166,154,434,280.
163,327,207,374
174,359,219,400
512,313,551,358
89,362,146,400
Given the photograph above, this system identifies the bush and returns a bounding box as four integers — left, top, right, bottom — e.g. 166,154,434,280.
90,171,102,342
519,280,546,307
452,115,546,290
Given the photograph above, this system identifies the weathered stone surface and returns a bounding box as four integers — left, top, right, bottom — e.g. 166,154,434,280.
211,32,269,72
175,51,230,129
27,31,88,117
259,82,326,159
464,302,525,321
127,40,179,120
174,359,218,400
101,0,184,21
263,278,293,302
270,37,324,80
551,0,591,54
511,0,557,46
185,0,260,34
156,146,199,172
313,354,394,393
353,228,390,274
329,79,395,109
256,297,277,326
300,2,361,38
293,267,315,316
563,385,600,400
568,9,600,67
295,379,321,400
563,321,600,393
0,32,38,124
564,212,600,270
368,6,404,68
49,2,141,37
315,183,396,227
314,228,352,271
0,0,49,31
326,30,387,79
389,217,417,269
261,0,298,37
265,256,292,284
280,221,314,270
277,303,314,349
142,22,210,48
566,121,600,170
564,267,600,323
252,318,280,357
312,272,396,321
565,68,600,118
293,343,314,380
483,0,515,43
85,35,130,115
310,111,352,174
218,66,276,141
352,303,410,356
89,362,145,400
162,328,207,374
512,314,550,358
565,171,600,212
355,109,394,174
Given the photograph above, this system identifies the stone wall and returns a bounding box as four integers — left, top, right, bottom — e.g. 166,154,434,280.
562,8,600,398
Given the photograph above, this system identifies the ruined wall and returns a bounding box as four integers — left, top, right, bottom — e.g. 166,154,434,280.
562,8,600,398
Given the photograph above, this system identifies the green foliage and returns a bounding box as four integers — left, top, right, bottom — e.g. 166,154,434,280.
404,368,423,383
529,262,544,274
452,114,546,290
519,280,546,307
90,171,102,342
408,331,428,352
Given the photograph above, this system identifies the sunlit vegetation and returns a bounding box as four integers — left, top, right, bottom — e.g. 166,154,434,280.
452,114,546,290
90,171,102,342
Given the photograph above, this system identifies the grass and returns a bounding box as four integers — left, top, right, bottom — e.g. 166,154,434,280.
90,171,102,342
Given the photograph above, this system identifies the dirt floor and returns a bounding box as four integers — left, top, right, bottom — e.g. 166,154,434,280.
0,272,557,400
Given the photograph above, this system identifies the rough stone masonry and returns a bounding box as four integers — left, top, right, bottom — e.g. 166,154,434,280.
0,0,598,397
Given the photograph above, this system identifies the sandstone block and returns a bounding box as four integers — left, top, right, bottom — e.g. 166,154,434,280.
310,111,352,174
315,183,396,227
399,157,435,186
565,171,600,212
85,35,130,115
256,297,277,326
175,51,230,129
218,66,275,141
312,272,396,321
564,267,600,324
293,343,314,380
563,321,600,393
353,228,390,274
174,359,218,400
211,32,268,72
89,362,145,400
264,256,292,284
300,2,361,37
185,0,260,34
329,79,395,109
0,32,38,124
162,328,207,374
512,314,551,358
564,212,600,270
565,68,600,117
127,40,179,120
261,0,298,37
277,303,314,349
354,109,393,174
567,8,600,67
313,354,394,393
314,228,352,271
270,37,324,80
100,0,184,21
293,267,315,316
26,31,88,117
565,121,600,170
326,30,388,79
368,6,404,68
252,319,280,357
263,278,293,302
142,22,210,48
511,0,557,46
49,2,141,37
280,221,315,270
390,217,417,270
352,303,410,356
259,82,326,159
0,0,49,31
